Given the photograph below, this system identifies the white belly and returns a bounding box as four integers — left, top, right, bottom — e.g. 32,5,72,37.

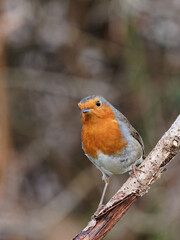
86,135,143,177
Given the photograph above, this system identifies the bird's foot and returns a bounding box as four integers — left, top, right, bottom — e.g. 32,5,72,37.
130,164,144,185
91,204,104,219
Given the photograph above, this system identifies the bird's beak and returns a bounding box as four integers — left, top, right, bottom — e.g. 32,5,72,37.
81,108,92,114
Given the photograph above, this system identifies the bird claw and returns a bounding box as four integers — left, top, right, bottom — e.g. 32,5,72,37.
92,204,104,219
130,164,144,185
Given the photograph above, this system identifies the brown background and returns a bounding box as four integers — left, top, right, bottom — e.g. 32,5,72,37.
0,0,180,239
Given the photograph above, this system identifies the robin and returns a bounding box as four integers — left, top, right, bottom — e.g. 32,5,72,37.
78,95,145,213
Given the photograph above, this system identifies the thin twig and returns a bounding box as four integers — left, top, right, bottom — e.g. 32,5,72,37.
74,115,180,240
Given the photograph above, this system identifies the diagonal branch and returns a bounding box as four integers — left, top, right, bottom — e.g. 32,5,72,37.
74,115,180,240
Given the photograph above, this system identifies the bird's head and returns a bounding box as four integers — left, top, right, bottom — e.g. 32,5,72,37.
78,95,115,123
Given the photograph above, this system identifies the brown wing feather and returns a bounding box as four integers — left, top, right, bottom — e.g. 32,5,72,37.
129,125,145,156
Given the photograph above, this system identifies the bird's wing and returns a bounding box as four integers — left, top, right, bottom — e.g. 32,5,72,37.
129,125,145,155
114,109,145,157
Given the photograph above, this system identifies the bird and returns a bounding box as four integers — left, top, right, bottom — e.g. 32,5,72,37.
78,95,145,214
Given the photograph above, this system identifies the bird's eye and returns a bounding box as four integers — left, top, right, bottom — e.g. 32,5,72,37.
96,101,101,107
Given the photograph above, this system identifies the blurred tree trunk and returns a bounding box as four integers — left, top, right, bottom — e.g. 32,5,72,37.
0,1,9,194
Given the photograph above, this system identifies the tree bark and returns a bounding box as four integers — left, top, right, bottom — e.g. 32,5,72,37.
74,115,180,240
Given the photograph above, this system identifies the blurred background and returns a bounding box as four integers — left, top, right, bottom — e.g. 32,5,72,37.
0,0,180,239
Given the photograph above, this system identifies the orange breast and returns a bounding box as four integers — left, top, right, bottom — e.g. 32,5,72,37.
82,118,128,158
